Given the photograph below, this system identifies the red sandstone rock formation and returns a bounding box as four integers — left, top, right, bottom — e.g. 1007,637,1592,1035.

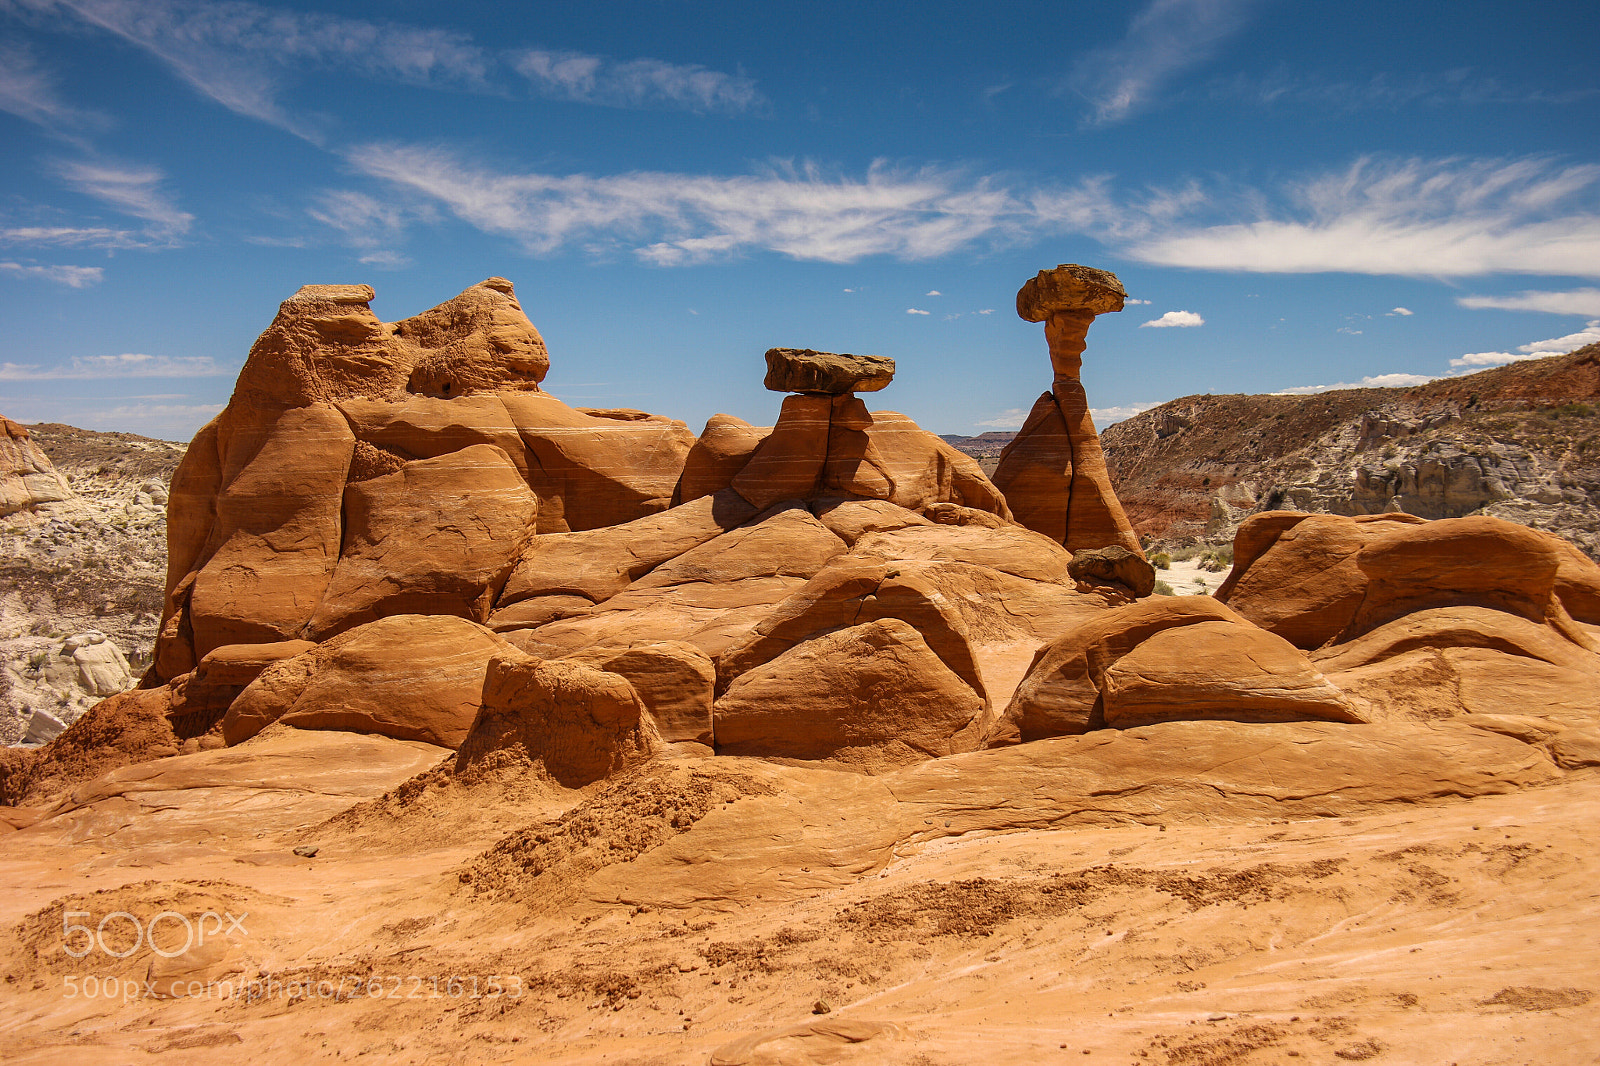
154,279,694,681
992,265,1144,556
680,348,1012,519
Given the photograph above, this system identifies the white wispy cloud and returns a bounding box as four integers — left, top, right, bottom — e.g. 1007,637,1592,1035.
348,146,1022,264
16,0,490,135
1213,69,1600,112
1140,310,1204,327
55,159,193,234
514,50,763,114
925,289,941,296
1458,288,1600,316
0,261,104,287
1516,321,1600,353
327,146,1600,281
1091,401,1162,427
1067,0,1259,126
0,39,99,132
1120,156,1600,278
975,408,1029,428
1275,372,1438,395
906,307,930,315
0,353,227,379
0,225,151,249
1336,327,1362,335
1452,321,1600,366
1387,306,1413,316
1125,297,1151,304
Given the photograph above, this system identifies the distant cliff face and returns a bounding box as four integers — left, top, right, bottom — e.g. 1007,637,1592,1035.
1101,344,1600,559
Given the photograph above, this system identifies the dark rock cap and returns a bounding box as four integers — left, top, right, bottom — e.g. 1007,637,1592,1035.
763,348,895,395
1017,264,1126,322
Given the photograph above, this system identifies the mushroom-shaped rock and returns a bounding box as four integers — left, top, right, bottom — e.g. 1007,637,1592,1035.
454,649,662,788
763,348,895,395
992,264,1141,555
1016,263,1127,323
992,596,1359,744
223,615,513,748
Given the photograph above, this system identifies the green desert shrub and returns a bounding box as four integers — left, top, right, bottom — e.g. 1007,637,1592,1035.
1152,580,1175,596
1150,551,1172,570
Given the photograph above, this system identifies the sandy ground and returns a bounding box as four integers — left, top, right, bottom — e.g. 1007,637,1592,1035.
1153,558,1226,597
0,723,1596,1065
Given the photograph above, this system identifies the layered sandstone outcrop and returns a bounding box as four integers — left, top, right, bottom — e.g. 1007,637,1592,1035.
679,348,1011,519
9,271,1594,813
991,265,1144,555
0,416,72,518
153,279,695,681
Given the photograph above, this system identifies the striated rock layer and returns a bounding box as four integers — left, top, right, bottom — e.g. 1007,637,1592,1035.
993,265,1144,556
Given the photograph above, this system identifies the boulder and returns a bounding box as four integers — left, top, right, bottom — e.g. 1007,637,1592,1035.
809,497,932,544
455,650,661,788
677,414,769,504
713,618,986,769
338,393,531,481
60,631,132,697
845,522,1075,585
510,504,849,661
223,615,512,748
169,640,318,737
561,641,715,747
1016,263,1127,322
306,444,537,640
621,502,847,592
994,596,1359,744
762,348,894,394
499,391,696,532
1552,536,1600,626
1101,620,1361,729
1341,515,1562,641
1068,545,1157,598
1215,513,1408,647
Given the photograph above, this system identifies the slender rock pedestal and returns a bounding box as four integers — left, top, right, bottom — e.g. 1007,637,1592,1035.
992,264,1144,557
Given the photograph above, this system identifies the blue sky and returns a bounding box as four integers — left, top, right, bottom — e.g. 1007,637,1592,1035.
1,0,1598,441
